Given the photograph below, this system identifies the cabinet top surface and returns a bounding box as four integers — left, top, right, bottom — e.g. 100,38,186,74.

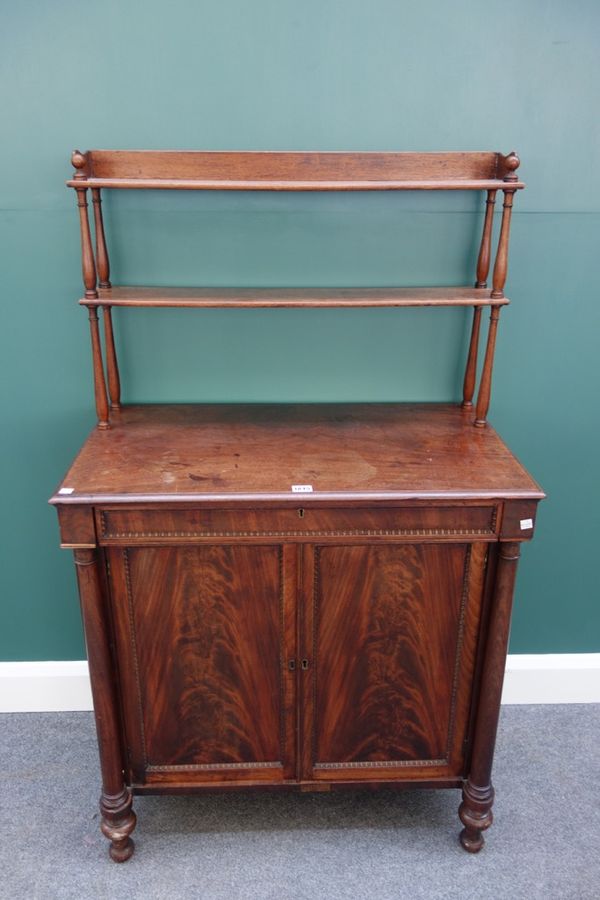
50,404,543,505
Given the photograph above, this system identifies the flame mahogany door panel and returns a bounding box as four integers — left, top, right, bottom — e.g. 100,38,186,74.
107,543,297,786
106,535,489,789
300,542,490,782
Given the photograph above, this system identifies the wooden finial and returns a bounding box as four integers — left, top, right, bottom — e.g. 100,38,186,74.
71,150,88,179
502,151,520,183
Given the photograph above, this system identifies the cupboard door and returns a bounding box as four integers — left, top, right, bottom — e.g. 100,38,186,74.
108,543,296,786
301,542,488,782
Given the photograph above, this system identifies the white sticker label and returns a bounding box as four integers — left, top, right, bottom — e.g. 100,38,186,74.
520,518,533,530
292,484,313,493
58,487,75,495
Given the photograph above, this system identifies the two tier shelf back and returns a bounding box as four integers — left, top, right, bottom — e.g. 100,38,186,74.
69,149,523,429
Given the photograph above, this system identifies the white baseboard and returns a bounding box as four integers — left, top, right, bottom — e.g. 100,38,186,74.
0,655,599,713
0,661,93,712
501,653,600,704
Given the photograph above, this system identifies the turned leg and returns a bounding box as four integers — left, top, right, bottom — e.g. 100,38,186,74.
459,541,520,852
74,548,136,861
100,788,136,863
459,781,494,853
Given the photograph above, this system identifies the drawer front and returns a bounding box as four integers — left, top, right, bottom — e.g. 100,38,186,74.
97,504,498,544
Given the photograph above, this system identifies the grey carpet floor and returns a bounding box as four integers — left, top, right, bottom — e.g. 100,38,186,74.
0,706,598,900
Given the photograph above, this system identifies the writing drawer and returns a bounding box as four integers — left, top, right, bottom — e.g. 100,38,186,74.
97,504,498,544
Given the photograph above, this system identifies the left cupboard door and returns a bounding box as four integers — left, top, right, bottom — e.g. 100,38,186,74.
106,543,297,787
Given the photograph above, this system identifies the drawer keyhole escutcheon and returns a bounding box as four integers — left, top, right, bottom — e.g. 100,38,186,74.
297,508,305,518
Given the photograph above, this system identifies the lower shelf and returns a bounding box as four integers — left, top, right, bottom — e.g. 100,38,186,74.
80,284,510,308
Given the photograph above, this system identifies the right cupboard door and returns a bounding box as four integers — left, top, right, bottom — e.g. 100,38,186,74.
301,541,490,782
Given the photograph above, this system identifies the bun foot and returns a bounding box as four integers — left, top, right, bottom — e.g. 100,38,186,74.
101,816,136,862
108,836,135,863
100,788,136,863
459,825,485,853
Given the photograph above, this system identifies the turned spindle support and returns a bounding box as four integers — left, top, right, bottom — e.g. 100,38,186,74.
463,189,498,408
474,306,500,427
462,308,482,409
470,154,519,423
491,153,520,300
102,307,121,410
90,188,121,410
91,189,111,289
475,189,497,289
459,541,521,852
491,190,515,299
87,306,110,429
73,548,136,862
72,151,97,300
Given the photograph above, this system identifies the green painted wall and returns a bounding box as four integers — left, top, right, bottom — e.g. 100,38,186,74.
1,0,598,660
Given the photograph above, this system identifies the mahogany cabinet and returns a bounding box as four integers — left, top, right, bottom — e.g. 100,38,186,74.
51,151,544,862
105,520,486,787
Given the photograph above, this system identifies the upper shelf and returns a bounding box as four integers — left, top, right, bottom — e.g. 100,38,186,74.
80,286,509,309
67,150,524,192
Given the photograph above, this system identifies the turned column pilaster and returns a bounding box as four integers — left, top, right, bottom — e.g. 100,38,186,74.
459,541,521,852
74,548,136,862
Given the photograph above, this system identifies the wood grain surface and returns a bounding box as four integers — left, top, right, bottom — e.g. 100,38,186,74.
96,504,499,545
306,543,486,777
81,286,509,308
67,150,525,191
109,544,295,781
50,404,544,504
